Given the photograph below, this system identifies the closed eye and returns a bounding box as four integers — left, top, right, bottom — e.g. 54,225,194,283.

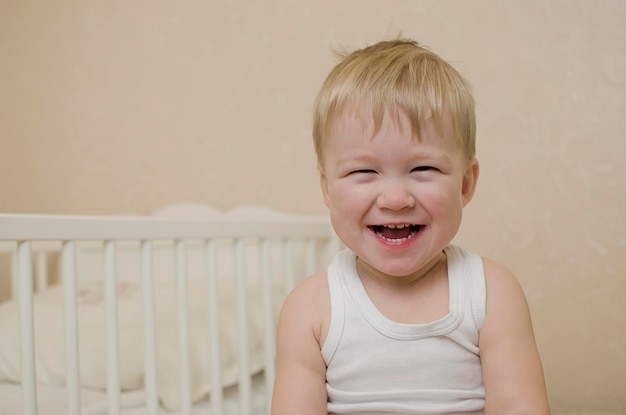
350,169,377,174
412,166,438,172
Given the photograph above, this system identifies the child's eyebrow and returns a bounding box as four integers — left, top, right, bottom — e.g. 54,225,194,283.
411,154,450,163
334,152,376,165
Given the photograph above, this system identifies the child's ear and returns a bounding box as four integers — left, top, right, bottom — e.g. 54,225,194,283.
319,168,331,208
461,158,480,206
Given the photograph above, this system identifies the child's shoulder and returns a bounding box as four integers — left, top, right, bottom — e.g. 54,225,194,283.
450,246,528,319
278,271,331,344
478,255,534,333
285,271,330,304
450,244,519,285
480,256,522,290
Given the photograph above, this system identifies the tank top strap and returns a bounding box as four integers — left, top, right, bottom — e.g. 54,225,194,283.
444,245,486,330
320,250,350,364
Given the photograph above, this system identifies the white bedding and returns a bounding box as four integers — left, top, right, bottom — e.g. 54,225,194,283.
0,374,268,414
0,277,279,413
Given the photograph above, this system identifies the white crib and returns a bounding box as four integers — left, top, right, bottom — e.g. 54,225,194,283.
0,203,338,415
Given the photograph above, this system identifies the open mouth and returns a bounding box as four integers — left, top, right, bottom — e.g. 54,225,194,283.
369,224,422,243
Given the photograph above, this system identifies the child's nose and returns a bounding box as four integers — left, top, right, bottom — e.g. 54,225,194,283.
377,181,415,210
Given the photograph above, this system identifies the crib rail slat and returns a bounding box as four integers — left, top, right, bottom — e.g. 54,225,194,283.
205,239,223,414
104,241,121,415
175,240,192,415
17,241,38,415
11,247,18,301
305,238,317,276
141,241,159,415
260,239,275,412
62,241,81,415
283,239,295,293
235,239,252,415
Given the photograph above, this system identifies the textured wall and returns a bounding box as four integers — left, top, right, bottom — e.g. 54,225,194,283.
1,0,625,412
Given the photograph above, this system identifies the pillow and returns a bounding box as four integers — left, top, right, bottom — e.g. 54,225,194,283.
0,277,279,410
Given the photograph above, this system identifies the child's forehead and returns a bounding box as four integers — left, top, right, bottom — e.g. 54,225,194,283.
329,104,444,139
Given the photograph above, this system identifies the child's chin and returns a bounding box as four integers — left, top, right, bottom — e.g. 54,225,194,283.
366,258,421,278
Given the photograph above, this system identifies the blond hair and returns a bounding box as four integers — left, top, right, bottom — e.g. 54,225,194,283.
312,39,476,165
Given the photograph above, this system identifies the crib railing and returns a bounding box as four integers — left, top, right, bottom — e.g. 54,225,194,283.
0,212,337,415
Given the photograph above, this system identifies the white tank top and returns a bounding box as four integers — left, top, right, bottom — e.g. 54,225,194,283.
321,245,486,414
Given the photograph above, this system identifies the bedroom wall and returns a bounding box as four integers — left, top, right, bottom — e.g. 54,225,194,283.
1,0,625,413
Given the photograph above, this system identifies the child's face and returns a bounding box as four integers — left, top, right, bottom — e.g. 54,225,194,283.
319,107,478,279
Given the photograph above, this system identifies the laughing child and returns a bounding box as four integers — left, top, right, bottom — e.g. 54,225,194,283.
271,38,550,415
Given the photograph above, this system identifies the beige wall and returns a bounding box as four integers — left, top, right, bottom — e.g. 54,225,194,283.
1,0,625,412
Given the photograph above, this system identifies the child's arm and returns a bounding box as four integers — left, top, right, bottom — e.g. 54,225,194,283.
479,258,551,415
271,273,329,415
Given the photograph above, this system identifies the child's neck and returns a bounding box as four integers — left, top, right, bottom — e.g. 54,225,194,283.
356,251,450,324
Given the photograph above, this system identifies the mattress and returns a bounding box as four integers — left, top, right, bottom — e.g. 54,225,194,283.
1,373,268,414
